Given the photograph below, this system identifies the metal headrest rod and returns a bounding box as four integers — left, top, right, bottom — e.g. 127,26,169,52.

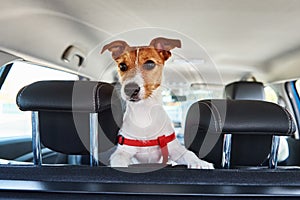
32,111,100,167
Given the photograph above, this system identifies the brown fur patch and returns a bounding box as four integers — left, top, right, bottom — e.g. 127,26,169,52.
101,37,181,100
115,46,165,98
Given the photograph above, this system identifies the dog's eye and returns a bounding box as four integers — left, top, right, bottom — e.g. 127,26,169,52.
143,60,156,70
119,63,128,72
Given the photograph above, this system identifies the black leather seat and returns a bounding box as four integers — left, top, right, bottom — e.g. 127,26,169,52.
184,99,295,169
16,80,123,166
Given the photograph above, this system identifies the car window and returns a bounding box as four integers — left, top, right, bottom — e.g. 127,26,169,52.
0,61,79,138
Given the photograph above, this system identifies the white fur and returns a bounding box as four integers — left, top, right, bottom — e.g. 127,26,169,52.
110,86,214,169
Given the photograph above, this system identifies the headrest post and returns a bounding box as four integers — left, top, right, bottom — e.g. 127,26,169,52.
32,111,42,166
89,113,99,166
222,134,232,169
269,135,280,169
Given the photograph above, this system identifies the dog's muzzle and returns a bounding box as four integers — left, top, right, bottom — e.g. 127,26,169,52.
124,82,141,101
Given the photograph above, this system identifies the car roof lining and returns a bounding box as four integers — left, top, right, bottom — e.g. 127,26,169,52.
1,0,300,84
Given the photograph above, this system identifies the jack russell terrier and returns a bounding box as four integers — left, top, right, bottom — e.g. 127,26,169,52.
101,37,214,169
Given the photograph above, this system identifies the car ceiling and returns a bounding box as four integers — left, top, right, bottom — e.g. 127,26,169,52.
1,0,300,85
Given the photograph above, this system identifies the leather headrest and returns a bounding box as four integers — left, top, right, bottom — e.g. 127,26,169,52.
225,81,265,100
16,81,118,112
185,99,295,137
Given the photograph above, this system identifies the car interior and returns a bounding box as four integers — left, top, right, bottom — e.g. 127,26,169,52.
1,0,300,199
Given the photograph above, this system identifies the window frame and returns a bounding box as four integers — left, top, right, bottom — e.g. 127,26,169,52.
0,63,12,90
285,81,300,137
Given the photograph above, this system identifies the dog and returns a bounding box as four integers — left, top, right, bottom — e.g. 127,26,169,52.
101,37,214,169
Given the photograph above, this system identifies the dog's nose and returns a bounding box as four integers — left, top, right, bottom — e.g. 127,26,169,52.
124,82,140,97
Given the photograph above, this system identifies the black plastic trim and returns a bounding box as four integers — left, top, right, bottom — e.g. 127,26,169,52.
0,179,300,197
0,166,300,197
0,63,12,90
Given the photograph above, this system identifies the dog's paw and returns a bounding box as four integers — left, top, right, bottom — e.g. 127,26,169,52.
110,159,129,168
187,160,214,169
176,150,214,169
110,150,131,168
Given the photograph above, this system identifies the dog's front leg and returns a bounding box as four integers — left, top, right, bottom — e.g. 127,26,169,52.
110,148,132,167
168,140,214,169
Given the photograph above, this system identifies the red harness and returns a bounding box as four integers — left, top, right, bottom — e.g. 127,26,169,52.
117,132,176,164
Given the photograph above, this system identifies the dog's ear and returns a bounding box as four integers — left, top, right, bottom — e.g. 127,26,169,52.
101,40,129,59
150,37,181,61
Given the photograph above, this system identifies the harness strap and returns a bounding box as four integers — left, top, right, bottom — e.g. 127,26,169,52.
117,132,176,164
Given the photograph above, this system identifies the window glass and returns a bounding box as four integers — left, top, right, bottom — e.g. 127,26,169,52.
0,61,79,138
